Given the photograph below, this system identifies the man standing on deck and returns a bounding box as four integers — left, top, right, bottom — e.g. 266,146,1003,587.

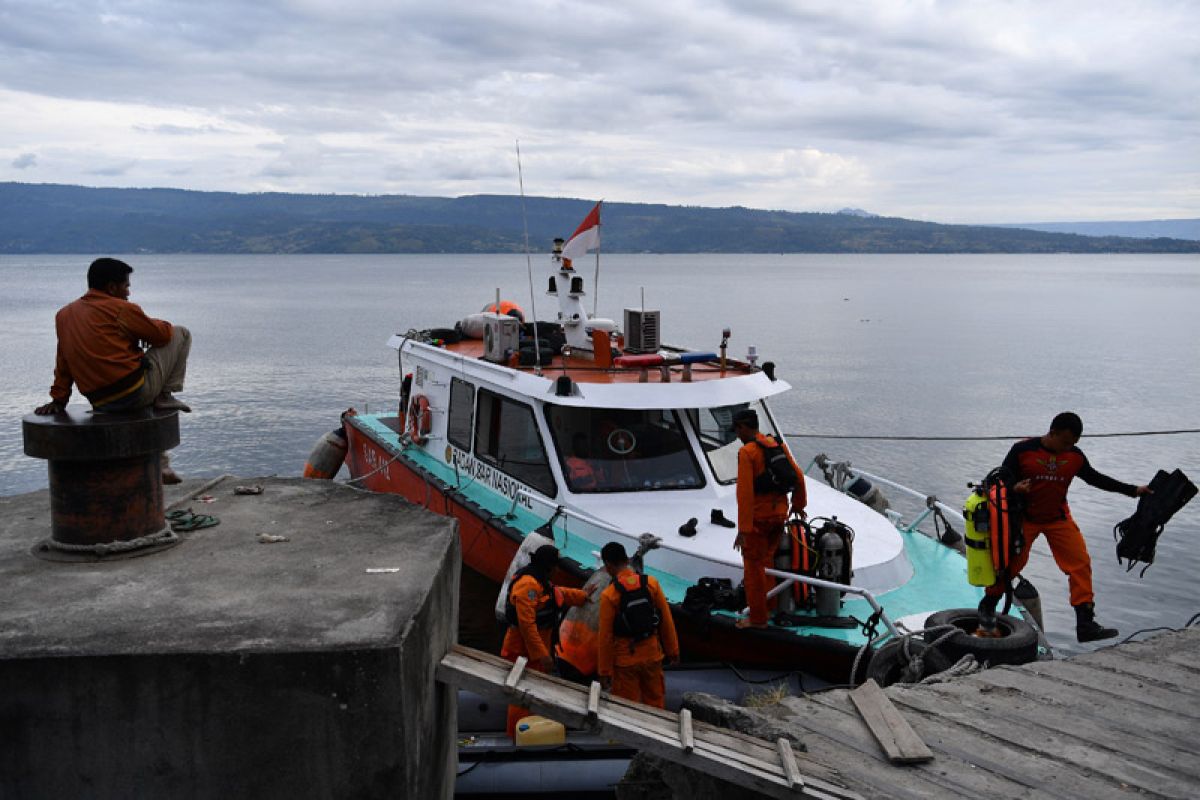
500,544,592,738
34,258,192,483
732,408,807,629
596,542,679,708
981,412,1151,642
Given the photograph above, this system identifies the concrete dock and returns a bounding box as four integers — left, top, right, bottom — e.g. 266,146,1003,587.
631,628,1200,799
0,476,461,799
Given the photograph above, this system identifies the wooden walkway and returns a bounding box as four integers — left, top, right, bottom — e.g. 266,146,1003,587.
777,628,1200,799
437,645,863,799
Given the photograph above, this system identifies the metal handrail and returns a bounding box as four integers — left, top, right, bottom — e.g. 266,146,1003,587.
754,567,901,639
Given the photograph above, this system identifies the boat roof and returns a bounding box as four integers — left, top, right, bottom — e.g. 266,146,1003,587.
388,335,791,410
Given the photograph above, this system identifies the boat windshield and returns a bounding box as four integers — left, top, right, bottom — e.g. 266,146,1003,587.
544,405,705,493
687,401,781,484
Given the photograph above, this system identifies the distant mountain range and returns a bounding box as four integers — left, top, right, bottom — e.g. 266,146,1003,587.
2,182,1197,254
991,219,1200,241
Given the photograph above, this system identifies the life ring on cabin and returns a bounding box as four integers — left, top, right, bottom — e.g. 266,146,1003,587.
866,638,952,687
407,394,432,444
922,608,1038,667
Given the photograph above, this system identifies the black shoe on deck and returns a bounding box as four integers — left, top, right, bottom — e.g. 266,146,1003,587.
1074,602,1118,643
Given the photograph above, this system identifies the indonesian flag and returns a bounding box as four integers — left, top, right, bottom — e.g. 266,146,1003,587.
561,201,601,264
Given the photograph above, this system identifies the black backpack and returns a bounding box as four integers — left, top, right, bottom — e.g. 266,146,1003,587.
753,436,799,493
612,575,660,641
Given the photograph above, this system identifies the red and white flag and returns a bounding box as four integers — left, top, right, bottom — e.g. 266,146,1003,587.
561,201,601,264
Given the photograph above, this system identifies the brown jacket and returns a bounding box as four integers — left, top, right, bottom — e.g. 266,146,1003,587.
50,289,173,405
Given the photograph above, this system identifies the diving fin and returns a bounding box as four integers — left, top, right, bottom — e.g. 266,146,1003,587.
1114,468,1197,576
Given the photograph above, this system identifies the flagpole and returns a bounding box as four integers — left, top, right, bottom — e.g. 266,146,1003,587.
515,139,541,376
592,201,603,318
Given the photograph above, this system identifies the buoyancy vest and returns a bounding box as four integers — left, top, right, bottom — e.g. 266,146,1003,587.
504,566,560,629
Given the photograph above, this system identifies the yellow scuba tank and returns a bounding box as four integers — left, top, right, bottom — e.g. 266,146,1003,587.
964,488,996,587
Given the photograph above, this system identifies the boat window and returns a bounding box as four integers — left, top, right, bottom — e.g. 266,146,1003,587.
474,389,556,497
687,401,782,484
447,378,475,451
544,405,705,493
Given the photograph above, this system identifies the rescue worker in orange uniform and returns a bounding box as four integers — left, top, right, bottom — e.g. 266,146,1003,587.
563,432,602,492
732,408,807,629
981,412,1150,642
500,544,592,738
597,542,680,708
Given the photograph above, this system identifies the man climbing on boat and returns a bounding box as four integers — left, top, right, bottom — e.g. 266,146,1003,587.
501,544,592,737
732,408,807,629
597,542,679,708
34,257,192,483
982,412,1151,642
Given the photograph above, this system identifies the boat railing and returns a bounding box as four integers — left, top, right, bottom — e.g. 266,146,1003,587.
758,568,901,639
805,452,965,546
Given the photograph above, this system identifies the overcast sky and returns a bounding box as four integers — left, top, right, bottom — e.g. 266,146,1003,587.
1,0,1196,223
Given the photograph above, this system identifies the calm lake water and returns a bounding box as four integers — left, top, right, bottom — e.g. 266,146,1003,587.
2,253,1197,655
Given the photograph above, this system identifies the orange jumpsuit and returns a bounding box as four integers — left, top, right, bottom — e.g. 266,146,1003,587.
985,437,1137,606
597,568,679,708
500,572,588,737
736,433,807,626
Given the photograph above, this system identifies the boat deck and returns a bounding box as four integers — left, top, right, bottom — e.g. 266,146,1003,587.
759,628,1200,799
437,336,751,384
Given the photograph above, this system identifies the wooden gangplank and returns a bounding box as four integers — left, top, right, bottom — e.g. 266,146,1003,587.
437,644,861,800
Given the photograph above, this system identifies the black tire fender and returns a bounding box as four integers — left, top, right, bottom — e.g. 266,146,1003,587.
922,607,1038,667
866,638,952,687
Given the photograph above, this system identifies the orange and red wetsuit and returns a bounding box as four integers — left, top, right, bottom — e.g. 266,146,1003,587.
500,570,588,737
985,437,1137,606
597,568,679,708
736,433,807,626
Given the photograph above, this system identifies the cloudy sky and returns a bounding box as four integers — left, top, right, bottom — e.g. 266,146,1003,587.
1,0,1196,223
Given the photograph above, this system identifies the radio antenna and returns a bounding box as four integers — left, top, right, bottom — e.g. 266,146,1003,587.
515,139,542,376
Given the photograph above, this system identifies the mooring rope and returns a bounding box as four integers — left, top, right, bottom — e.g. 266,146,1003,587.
785,428,1200,441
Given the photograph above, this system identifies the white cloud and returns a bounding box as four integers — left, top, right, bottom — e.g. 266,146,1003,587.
0,0,1195,221
11,152,36,169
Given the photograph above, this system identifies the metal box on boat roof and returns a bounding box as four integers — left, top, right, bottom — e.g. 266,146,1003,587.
482,313,520,363
623,308,660,353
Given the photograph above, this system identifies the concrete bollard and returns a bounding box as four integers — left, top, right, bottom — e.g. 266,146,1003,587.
23,408,180,560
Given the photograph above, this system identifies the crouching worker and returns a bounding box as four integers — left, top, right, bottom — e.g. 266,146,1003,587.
597,542,680,708
34,257,193,483
501,544,592,738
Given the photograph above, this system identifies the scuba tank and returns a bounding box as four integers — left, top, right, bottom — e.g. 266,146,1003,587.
774,524,797,615
813,517,854,617
963,485,997,587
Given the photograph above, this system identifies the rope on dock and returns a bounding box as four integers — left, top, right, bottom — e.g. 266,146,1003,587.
785,428,1200,441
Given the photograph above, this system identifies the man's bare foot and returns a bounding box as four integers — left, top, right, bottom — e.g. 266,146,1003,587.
154,392,191,413
162,468,183,485
735,618,767,630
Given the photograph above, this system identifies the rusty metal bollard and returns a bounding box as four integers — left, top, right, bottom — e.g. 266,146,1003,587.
23,408,181,561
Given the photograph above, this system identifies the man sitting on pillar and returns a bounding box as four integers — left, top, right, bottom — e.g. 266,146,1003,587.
34,257,192,483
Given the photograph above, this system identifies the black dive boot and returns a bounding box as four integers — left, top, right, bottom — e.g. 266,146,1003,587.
1075,602,1118,643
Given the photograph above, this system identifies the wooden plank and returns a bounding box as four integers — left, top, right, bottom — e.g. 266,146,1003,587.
504,655,527,689
1073,647,1200,694
886,681,1200,798
783,694,1025,800
777,737,803,789
587,680,601,720
967,665,1198,743
437,645,861,800
802,688,1142,800
848,679,933,764
680,708,695,753
1022,657,1200,718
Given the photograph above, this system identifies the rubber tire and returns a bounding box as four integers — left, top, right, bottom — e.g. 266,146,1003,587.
866,639,952,687
922,608,1038,667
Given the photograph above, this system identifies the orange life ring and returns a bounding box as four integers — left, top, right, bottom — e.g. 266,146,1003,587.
407,394,432,444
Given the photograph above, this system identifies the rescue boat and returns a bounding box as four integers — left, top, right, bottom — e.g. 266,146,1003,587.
327,222,1010,684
